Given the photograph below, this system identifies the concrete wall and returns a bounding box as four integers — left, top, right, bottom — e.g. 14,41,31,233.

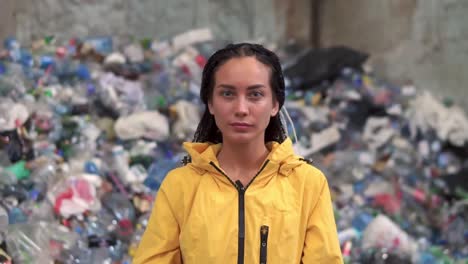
320,0,468,110
0,0,17,41
0,0,302,44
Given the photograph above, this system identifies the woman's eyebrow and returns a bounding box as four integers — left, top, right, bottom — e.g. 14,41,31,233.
216,84,236,89
246,85,266,90
216,84,266,89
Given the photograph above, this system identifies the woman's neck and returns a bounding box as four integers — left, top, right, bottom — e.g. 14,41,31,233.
217,139,270,183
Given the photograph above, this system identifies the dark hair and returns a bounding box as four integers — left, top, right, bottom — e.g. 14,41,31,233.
192,43,287,144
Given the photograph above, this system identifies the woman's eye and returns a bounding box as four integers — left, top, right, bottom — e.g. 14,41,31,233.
221,90,233,97
250,91,263,98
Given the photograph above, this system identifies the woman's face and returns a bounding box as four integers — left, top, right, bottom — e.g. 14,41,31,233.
208,57,279,145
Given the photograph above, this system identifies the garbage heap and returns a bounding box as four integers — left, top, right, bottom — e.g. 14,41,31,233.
0,30,467,263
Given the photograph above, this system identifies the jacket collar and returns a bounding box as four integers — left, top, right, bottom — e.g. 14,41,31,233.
182,138,305,180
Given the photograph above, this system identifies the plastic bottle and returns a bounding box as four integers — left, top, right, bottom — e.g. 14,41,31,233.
147,67,171,109
144,155,179,191
38,55,55,70
0,62,6,75
29,158,58,188
0,206,8,231
84,209,116,238
128,212,150,257
6,160,31,181
3,38,21,63
5,223,52,263
84,37,113,55
7,207,28,224
111,145,136,184
351,212,374,232
101,192,136,241
76,64,91,81
108,239,127,261
0,167,17,185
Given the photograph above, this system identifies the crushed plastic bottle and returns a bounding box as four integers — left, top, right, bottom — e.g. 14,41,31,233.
101,192,136,241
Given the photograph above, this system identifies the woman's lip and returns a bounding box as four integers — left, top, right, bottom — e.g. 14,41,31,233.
231,123,250,126
230,123,252,127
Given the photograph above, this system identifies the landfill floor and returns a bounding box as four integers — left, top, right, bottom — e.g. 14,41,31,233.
0,30,467,263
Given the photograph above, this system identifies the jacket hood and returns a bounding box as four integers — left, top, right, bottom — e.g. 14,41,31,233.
182,138,306,177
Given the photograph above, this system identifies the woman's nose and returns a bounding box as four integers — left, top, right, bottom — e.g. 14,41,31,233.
234,98,248,116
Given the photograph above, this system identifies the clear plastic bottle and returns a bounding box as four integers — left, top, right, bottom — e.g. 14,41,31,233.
5,222,53,263
0,205,8,232
144,156,179,191
101,192,136,241
111,145,135,184
7,207,28,224
147,66,171,109
84,36,114,55
128,212,151,257
0,167,17,185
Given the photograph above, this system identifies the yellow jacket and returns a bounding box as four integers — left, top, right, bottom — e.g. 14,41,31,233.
134,138,343,264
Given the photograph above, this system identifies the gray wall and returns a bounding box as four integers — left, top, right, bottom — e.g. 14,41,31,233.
320,0,468,110
1,0,294,44
0,0,16,41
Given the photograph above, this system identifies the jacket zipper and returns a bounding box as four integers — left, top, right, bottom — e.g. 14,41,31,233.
259,225,269,264
236,180,245,264
209,160,270,264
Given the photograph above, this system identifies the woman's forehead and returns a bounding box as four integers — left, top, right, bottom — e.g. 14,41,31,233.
214,57,271,85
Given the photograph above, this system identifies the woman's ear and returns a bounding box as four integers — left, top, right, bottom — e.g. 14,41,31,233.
271,100,279,117
208,101,214,115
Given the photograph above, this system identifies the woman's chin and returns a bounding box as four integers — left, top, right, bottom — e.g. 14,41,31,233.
222,133,262,145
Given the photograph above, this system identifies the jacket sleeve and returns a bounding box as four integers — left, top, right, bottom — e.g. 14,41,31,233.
301,175,343,264
133,186,182,264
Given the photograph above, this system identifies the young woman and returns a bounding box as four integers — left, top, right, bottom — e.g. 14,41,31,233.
134,43,343,264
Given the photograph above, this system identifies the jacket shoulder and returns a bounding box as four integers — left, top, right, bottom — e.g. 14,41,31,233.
293,159,328,188
160,165,202,189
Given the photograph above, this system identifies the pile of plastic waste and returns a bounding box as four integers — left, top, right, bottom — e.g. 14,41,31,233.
0,29,467,263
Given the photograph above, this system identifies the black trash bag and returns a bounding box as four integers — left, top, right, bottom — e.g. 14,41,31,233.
327,94,387,130
346,97,388,130
441,167,468,201
0,130,24,163
443,142,468,160
284,46,369,90
359,250,412,264
92,98,120,120
0,127,35,163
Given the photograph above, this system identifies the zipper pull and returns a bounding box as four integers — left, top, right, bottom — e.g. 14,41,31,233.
235,180,245,192
259,225,269,264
